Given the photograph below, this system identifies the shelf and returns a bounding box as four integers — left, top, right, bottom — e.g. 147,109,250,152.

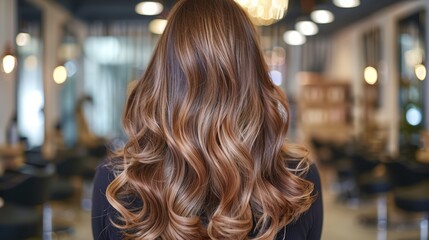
297,72,352,142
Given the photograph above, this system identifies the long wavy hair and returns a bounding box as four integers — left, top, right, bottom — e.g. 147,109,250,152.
106,0,314,239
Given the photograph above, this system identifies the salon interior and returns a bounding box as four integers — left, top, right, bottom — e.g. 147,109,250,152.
0,0,429,239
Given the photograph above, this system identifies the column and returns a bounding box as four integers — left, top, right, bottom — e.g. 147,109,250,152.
383,14,399,156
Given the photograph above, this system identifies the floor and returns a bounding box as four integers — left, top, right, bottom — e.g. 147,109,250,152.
55,167,423,240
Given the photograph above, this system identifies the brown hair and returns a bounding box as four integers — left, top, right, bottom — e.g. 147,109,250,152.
106,0,314,239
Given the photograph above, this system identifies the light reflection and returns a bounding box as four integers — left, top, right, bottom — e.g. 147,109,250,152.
406,106,422,126
269,70,283,86
415,64,426,80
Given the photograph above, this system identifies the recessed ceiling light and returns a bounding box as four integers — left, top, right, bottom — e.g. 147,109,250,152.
135,1,164,16
333,0,360,8
283,30,306,46
295,20,319,36
310,10,335,24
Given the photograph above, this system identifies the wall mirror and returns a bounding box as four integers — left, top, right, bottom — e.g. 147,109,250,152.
397,10,427,151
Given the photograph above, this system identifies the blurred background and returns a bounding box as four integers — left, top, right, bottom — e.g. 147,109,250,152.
0,0,428,239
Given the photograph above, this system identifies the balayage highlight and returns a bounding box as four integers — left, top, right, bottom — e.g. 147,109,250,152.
106,0,314,239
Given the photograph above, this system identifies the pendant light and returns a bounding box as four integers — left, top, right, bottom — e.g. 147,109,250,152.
1,44,17,74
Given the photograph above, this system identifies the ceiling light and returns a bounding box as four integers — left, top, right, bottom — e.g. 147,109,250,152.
234,0,289,26
311,10,335,24
53,65,67,84
149,19,168,35
2,55,16,74
2,45,16,74
333,0,360,8
283,30,306,46
415,64,426,80
135,1,164,16
295,20,319,36
364,66,377,85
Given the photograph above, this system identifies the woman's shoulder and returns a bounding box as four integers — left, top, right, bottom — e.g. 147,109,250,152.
286,163,323,240
92,160,122,240
305,164,321,186
94,162,116,188
288,160,321,184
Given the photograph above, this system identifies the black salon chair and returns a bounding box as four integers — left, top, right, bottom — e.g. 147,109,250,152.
49,149,84,237
350,152,392,240
394,181,429,240
387,160,429,240
316,140,356,202
358,169,392,240
0,163,55,240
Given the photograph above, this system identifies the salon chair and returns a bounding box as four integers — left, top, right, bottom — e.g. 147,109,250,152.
387,160,429,240
49,149,83,236
351,152,391,240
0,163,55,240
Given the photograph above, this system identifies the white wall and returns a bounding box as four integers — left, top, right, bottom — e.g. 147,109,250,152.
327,0,428,155
0,0,17,144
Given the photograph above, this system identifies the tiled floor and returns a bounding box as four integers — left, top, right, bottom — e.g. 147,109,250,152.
59,166,422,240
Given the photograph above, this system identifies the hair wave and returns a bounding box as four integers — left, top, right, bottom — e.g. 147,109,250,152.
107,0,314,239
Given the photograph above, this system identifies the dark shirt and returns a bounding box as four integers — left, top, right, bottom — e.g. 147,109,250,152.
92,163,323,240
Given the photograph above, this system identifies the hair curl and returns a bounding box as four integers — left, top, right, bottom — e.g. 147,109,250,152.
107,0,314,239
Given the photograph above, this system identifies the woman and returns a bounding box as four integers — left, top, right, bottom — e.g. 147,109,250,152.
92,0,323,239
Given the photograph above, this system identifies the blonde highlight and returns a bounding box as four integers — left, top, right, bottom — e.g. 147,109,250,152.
107,0,314,239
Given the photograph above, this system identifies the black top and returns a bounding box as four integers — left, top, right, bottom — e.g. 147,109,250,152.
92,163,323,240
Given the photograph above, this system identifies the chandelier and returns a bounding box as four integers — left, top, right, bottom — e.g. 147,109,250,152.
235,0,289,26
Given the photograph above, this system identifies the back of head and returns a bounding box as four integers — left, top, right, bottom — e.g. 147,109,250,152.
107,0,314,239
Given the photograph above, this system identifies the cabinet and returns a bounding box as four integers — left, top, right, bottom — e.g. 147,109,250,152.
297,72,352,142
